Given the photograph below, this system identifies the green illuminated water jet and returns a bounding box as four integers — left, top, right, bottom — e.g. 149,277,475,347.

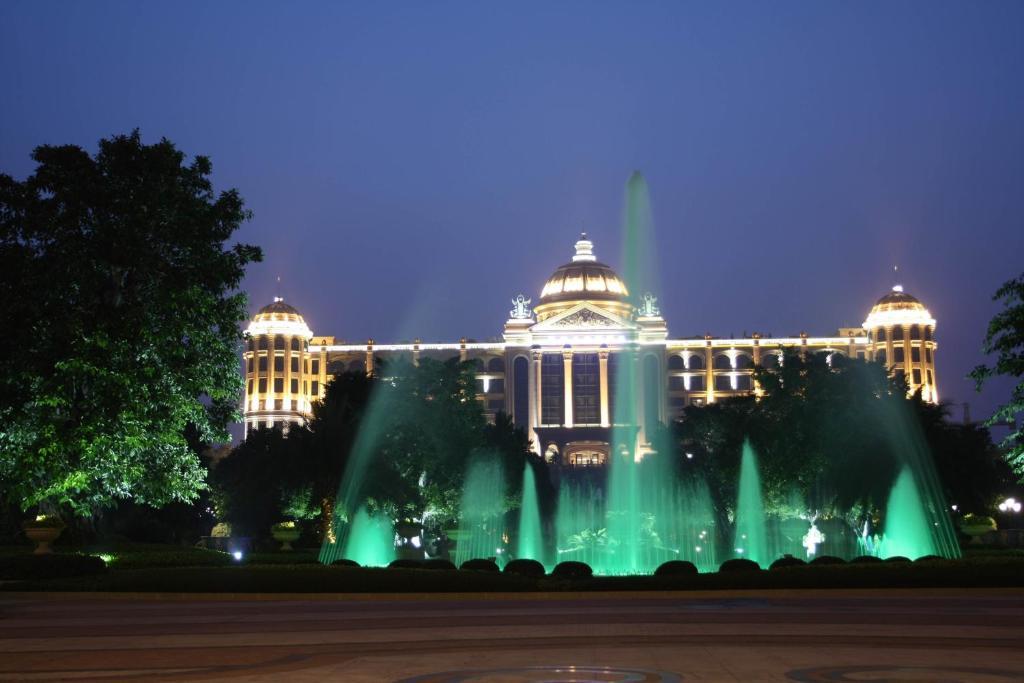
454,453,506,566
517,463,545,565
734,440,767,566
877,467,939,559
344,505,395,566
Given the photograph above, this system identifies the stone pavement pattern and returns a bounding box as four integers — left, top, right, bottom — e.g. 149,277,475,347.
1,591,1023,682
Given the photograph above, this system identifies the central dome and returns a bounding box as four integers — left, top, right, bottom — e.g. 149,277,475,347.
538,234,630,304
533,234,634,322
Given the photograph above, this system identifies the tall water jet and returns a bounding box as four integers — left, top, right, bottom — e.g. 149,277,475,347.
605,171,660,575
734,440,768,566
878,467,939,559
454,453,506,566
556,481,606,570
344,505,396,567
517,463,545,564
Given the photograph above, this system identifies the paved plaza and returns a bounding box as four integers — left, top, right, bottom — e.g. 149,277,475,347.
1,590,1023,682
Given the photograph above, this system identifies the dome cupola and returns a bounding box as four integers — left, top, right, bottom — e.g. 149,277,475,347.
533,234,634,322
863,285,936,330
247,297,313,339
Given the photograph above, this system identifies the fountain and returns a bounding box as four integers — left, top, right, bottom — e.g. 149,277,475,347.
517,463,545,565
454,453,506,566
734,440,768,566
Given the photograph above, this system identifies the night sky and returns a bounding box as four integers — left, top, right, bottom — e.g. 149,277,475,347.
2,2,1022,425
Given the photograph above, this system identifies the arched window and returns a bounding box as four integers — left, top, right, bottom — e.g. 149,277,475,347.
667,354,685,371
713,354,732,370
348,360,365,373
761,353,779,369
291,337,300,351
687,354,705,370
876,328,887,342
924,327,933,341
487,357,505,372
734,354,753,369
892,326,904,341
472,358,485,372
910,325,921,340
876,349,887,365
513,356,529,429
258,336,268,350
274,335,285,350
247,338,255,352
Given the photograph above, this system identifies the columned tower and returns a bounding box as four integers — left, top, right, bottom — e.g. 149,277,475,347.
242,298,315,436
863,285,939,403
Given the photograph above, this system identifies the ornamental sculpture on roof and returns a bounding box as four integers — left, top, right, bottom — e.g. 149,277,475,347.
639,292,661,317
509,294,533,320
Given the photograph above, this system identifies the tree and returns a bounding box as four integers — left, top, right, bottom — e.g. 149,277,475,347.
971,272,1024,479
0,131,261,515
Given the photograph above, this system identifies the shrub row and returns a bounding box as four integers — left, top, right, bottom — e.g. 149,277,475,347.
0,553,107,580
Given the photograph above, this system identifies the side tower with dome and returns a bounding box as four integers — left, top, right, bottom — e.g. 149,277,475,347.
241,233,941,460
241,297,315,436
863,284,939,403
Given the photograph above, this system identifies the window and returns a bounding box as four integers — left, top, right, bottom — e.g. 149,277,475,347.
876,328,887,342
291,357,299,373
488,399,504,412
760,353,779,369
669,396,686,408
857,351,865,360
912,369,922,385
667,355,685,371
926,348,932,363
490,378,505,393
274,399,283,410
892,326,904,341
714,375,733,391
513,356,529,430
910,325,921,340
669,376,686,391
274,356,284,372
541,353,564,425
247,379,253,394
291,337,300,351
258,378,267,393
290,379,298,394
688,354,704,370
247,338,255,352
735,375,752,391
875,349,887,365
734,354,753,369
258,356,268,372
924,327,933,341
572,353,599,424
247,357,253,373
893,347,905,363
488,357,505,372
274,378,284,393
714,354,732,370
911,347,921,362
311,359,320,375
927,370,933,384
274,335,285,350
311,380,319,395
258,336,268,350
689,375,705,391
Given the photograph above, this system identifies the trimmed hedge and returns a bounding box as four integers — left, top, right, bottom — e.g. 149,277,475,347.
552,561,592,579
810,555,846,566
769,556,806,570
422,559,457,571
388,559,422,569
331,559,360,567
504,558,545,577
884,556,912,563
0,553,107,580
850,555,883,564
654,560,699,576
719,558,761,572
109,549,234,570
460,558,500,572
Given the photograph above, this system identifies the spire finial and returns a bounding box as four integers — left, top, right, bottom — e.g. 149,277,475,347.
892,265,903,293
274,276,284,303
572,232,596,262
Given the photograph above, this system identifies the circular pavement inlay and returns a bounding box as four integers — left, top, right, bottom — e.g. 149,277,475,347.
395,665,682,682
786,665,1024,682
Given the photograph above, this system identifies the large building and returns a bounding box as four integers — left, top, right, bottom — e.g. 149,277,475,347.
242,234,939,464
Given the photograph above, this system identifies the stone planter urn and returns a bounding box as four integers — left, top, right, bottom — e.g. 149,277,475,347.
960,515,997,545
270,522,300,551
23,517,65,555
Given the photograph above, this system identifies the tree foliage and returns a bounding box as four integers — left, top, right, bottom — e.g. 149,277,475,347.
971,272,1024,479
0,131,261,514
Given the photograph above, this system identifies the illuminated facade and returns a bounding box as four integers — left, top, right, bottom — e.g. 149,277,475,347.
242,234,939,463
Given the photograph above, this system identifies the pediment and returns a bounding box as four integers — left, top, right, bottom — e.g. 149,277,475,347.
531,302,635,332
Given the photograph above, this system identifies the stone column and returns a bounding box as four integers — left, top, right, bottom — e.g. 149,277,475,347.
366,340,375,377
704,336,714,404
752,334,762,395
902,325,913,391
459,338,468,363
800,332,808,359
413,339,421,367
562,348,574,428
527,350,539,453
599,349,610,427
533,349,544,426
